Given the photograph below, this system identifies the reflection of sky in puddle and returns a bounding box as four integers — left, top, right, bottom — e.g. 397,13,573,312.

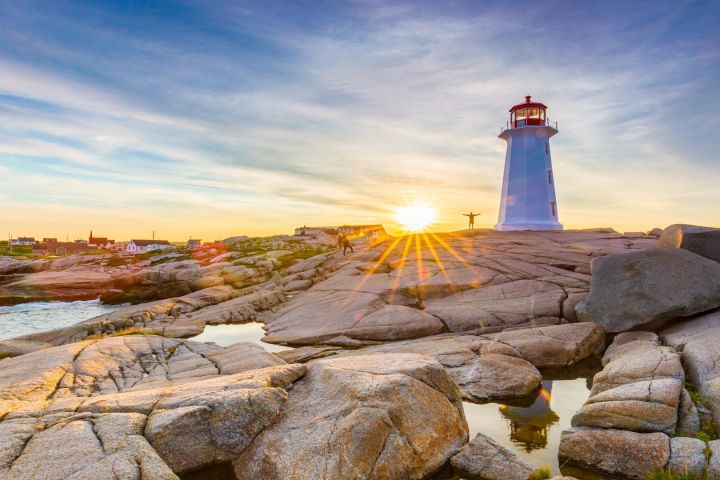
463,378,591,475
190,323,292,353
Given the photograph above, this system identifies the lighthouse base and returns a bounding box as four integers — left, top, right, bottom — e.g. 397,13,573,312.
494,222,563,232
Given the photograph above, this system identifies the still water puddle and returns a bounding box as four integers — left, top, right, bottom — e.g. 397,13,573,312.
463,377,591,476
190,322,292,353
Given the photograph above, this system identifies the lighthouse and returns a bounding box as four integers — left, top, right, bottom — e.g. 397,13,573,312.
495,96,563,231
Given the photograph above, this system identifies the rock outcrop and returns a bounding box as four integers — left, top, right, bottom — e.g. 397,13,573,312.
13,286,285,345
576,248,720,332
572,332,684,433
264,230,652,345
345,322,603,402
560,332,708,478
659,223,720,263
559,428,670,479
661,311,720,432
0,336,468,480
232,353,468,480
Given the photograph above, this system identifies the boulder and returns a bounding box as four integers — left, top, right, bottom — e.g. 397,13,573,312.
666,437,706,476
576,248,720,332
659,223,720,263
676,388,701,436
231,354,468,480
572,378,682,433
455,353,541,402
708,440,720,477
558,428,670,479
450,432,534,480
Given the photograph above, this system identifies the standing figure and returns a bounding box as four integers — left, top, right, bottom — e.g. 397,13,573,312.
337,233,344,249
342,235,354,256
462,211,481,229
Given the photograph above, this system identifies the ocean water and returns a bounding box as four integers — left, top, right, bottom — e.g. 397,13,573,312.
0,299,124,340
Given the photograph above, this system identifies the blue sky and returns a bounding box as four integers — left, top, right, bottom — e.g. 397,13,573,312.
1,0,718,240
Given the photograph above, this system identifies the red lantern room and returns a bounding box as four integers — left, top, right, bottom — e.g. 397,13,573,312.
509,95,548,128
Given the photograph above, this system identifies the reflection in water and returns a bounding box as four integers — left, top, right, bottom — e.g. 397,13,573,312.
190,322,292,353
500,381,559,452
463,377,593,475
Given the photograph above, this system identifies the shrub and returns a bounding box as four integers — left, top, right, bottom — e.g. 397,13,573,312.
527,466,551,480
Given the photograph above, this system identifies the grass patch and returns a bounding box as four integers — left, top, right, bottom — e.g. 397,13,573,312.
84,327,162,341
165,345,178,360
277,248,330,269
527,466,552,480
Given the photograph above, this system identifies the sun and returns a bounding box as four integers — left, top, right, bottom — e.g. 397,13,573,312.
395,204,437,232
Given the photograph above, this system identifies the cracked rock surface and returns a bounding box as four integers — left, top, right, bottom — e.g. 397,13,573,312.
232,353,468,480
0,337,468,480
263,230,653,346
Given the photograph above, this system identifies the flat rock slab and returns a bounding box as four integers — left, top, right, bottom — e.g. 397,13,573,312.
262,231,652,345
577,248,720,333
0,335,286,418
232,353,468,480
558,428,670,479
450,432,534,480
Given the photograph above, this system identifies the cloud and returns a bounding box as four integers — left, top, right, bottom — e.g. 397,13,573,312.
0,1,718,238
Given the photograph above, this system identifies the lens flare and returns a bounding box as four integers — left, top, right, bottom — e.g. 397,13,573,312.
395,204,436,232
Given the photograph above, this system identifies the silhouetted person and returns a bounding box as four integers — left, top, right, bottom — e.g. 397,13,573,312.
342,236,354,256
463,211,481,229
337,233,344,249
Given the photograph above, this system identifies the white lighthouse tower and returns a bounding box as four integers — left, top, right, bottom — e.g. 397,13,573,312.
495,96,563,231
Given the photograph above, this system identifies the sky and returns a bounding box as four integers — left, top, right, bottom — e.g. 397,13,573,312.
0,0,719,241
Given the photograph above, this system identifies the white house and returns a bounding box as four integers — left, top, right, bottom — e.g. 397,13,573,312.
10,237,35,245
126,239,174,254
495,96,563,231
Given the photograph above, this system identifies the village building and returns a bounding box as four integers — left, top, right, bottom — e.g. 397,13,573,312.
336,225,388,244
126,239,174,254
10,237,35,246
88,231,115,248
33,241,97,255
293,226,335,237
187,239,202,249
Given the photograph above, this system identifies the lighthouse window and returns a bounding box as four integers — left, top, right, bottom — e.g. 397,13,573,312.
545,142,549,154
548,170,553,184
551,202,557,217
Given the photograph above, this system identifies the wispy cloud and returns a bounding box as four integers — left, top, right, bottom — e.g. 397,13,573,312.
0,0,718,239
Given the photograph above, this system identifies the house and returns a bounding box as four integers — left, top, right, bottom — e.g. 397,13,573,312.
187,239,202,249
336,225,388,244
294,226,334,237
126,239,174,254
33,241,96,255
42,238,58,243
10,237,35,246
88,231,114,248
